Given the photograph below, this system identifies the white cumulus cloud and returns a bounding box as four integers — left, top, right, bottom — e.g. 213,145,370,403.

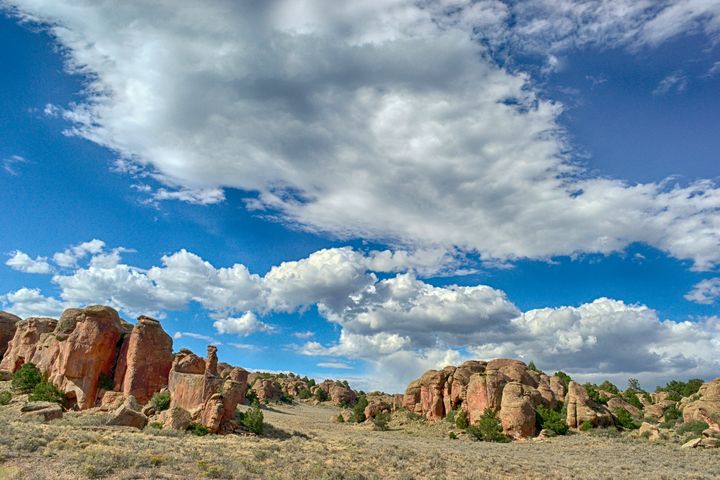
6,250,52,274
4,1,720,270
685,278,720,305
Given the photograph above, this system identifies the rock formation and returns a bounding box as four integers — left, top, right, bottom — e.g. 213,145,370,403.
404,359,569,438
565,381,615,429
167,345,247,433
114,316,173,405
0,311,21,360
682,377,720,431
0,316,57,374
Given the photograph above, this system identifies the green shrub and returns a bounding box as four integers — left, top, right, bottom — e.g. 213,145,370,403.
97,372,114,391
663,405,682,423
278,393,293,404
579,420,593,431
554,371,572,387
29,381,65,404
466,408,509,442
245,389,258,404
187,423,209,436
148,422,163,429
445,409,456,424
527,361,542,374
598,380,620,395
314,388,329,402
613,408,640,430
372,412,391,431
0,390,11,405
151,391,171,412
352,394,368,423
583,383,609,405
240,401,264,435
622,391,644,411
448,431,458,440
655,379,704,400
336,414,345,423
298,388,312,399
12,363,42,393
454,409,469,429
676,420,708,437
536,405,568,435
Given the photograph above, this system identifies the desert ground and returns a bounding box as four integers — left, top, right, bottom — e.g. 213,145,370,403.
0,396,718,480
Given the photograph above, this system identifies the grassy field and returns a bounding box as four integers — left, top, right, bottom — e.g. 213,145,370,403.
0,395,718,479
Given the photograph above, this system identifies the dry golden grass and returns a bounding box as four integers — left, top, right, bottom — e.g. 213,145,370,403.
0,389,718,479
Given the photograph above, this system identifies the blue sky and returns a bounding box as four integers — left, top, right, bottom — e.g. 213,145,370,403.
1,1,719,392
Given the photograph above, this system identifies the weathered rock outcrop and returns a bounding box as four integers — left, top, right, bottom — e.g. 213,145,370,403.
253,378,282,402
499,382,537,439
565,381,615,429
682,377,720,431
607,396,642,418
107,395,148,429
114,316,173,405
0,311,21,360
317,379,358,406
0,317,57,374
168,345,247,433
404,359,567,438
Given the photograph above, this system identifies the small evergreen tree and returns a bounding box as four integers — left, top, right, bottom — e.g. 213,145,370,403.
352,394,369,423
466,408,509,442
12,363,42,393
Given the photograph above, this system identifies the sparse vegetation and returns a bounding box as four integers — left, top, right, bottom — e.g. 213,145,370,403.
29,381,65,404
580,420,593,431
454,409,468,429
298,388,312,399
0,390,11,405
583,383,609,405
676,420,708,437
613,408,640,430
554,371,572,387
655,379,704,401
151,390,171,412
527,361,542,374
237,401,264,435
466,408,509,442
187,423,210,436
372,411,390,431
663,405,682,423
536,405,568,435
351,394,368,423
12,363,42,393
313,388,328,402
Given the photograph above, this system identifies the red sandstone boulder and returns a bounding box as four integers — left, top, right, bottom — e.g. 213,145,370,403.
168,345,247,433
0,311,21,360
499,381,537,439
0,317,57,374
253,378,282,402
565,381,615,428
444,360,486,413
418,369,450,420
465,370,507,424
114,316,173,405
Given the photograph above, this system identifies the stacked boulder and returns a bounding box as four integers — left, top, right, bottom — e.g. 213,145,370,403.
405,359,598,439
315,379,357,406
166,345,248,433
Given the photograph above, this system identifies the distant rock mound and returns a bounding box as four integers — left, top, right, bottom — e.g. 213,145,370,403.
405,359,600,439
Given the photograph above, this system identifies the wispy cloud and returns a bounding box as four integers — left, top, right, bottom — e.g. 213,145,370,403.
292,331,315,339
2,155,27,176
685,278,720,305
317,362,352,370
173,331,222,345
653,70,688,95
